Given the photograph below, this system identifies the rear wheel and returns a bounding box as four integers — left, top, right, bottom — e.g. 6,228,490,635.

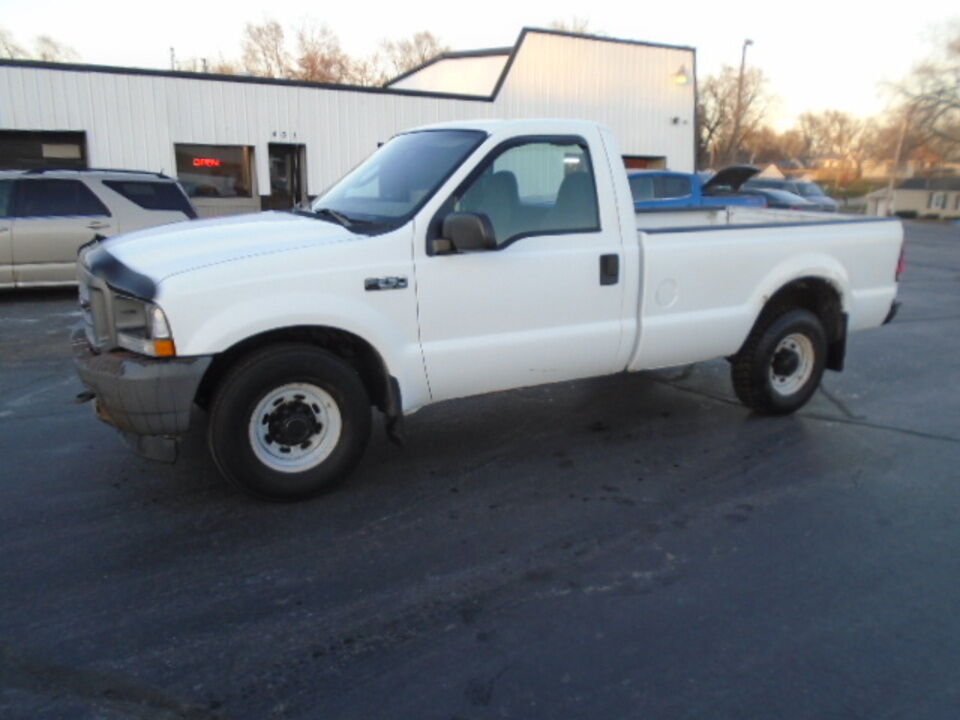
731,307,827,415
208,344,371,500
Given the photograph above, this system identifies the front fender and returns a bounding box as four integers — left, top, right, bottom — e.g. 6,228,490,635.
154,235,429,412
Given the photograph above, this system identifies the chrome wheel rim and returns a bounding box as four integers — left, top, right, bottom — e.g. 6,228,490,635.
248,383,342,473
769,333,815,396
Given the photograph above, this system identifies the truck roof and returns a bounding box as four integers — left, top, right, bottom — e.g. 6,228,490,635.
402,118,609,135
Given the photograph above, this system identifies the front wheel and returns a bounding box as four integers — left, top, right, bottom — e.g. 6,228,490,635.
731,307,827,415
208,344,371,500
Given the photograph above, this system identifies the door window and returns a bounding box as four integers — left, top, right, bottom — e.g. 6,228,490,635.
0,180,11,217
452,139,600,247
13,179,110,217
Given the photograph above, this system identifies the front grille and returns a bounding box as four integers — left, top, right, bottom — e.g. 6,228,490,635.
77,263,113,351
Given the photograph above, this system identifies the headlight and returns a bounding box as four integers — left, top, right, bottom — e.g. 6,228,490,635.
113,295,176,357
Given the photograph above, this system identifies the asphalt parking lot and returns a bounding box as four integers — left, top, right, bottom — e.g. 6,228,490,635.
1,221,959,719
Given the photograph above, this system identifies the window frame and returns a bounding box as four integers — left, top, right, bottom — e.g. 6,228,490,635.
174,143,255,200
428,134,602,254
11,178,111,218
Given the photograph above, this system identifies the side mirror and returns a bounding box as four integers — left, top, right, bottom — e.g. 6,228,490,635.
441,212,496,252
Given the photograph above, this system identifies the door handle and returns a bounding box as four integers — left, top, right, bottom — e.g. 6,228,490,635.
599,254,619,285
87,221,109,229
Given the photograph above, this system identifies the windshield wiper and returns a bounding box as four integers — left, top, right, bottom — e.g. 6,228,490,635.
312,207,355,228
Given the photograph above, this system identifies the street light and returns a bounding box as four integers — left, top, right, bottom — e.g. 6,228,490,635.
730,38,753,163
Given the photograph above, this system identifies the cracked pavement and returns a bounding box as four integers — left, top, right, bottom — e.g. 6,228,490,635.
1,221,959,719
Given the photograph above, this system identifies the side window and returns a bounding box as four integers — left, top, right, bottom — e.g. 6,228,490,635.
629,175,654,201
13,179,110,217
452,139,600,247
0,180,11,218
654,175,691,199
102,180,197,218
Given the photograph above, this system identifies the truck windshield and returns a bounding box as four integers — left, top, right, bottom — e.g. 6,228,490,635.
311,129,486,228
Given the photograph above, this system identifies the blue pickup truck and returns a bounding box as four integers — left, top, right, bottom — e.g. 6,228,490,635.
629,166,766,210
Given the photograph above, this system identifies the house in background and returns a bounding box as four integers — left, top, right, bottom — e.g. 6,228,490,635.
866,176,960,218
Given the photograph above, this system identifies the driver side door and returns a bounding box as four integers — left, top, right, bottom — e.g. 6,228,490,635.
414,134,628,403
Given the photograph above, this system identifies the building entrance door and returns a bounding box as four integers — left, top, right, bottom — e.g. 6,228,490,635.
267,144,305,209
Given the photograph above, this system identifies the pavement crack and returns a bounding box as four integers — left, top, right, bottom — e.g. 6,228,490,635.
652,375,960,446
0,643,224,719
817,384,864,420
796,412,960,445
890,313,960,325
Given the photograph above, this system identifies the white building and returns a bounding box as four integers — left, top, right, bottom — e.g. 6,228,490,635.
0,28,696,217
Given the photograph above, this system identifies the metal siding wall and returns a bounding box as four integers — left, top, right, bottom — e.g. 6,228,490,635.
494,34,695,171
0,34,695,194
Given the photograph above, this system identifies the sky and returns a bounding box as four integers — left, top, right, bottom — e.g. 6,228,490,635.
1,0,956,129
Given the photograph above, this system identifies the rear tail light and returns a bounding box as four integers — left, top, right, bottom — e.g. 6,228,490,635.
896,243,906,281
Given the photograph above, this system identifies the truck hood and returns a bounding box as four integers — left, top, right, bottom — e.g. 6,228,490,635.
100,211,359,284
702,165,760,193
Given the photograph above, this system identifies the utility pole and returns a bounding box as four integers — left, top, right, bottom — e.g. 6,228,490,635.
170,47,176,71
730,38,753,165
885,107,911,216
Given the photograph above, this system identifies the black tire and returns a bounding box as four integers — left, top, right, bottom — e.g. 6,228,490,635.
731,307,827,415
207,343,371,501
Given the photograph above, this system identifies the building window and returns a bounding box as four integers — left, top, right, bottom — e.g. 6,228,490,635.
929,191,947,210
175,144,253,198
0,130,86,169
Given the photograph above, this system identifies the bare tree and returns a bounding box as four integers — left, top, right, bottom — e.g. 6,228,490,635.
33,35,79,62
293,21,353,83
0,28,28,59
548,18,593,34
347,56,389,87
0,27,78,61
801,110,871,181
895,24,960,154
379,31,448,78
698,65,773,167
241,20,292,78
237,20,439,86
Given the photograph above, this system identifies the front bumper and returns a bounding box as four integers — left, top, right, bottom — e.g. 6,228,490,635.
72,327,212,438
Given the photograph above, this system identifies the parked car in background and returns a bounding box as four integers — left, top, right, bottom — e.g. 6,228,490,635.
629,166,766,210
0,169,197,288
743,178,838,212
739,187,821,210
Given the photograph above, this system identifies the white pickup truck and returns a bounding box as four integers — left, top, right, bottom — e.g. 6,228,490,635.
73,120,903,500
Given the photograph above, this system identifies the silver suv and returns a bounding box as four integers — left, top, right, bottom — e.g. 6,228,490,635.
0,168,197,287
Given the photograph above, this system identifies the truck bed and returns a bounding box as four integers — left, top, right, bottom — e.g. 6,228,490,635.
628,207,902,371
